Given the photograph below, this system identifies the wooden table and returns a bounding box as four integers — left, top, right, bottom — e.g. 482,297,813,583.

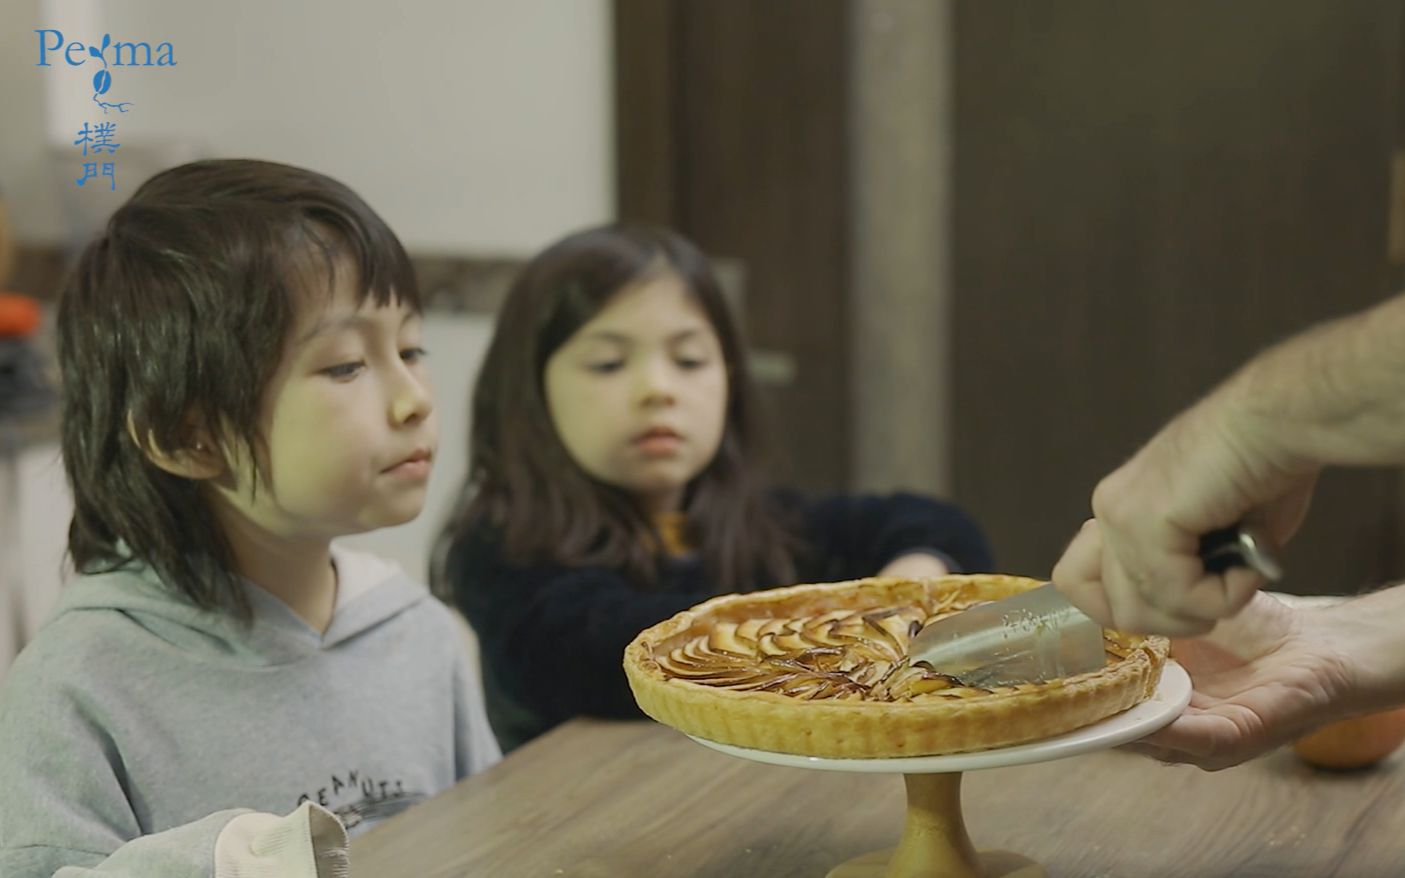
352,718,1405,877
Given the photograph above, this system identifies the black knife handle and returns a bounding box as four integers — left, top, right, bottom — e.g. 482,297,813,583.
1199,525,1284,581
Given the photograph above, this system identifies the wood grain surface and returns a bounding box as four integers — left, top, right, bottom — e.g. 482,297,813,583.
352,718,1405,877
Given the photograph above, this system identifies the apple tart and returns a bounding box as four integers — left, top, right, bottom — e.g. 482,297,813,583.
624,575,1169,758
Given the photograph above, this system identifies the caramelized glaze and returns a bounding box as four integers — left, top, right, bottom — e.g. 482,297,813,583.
655,600,1120,701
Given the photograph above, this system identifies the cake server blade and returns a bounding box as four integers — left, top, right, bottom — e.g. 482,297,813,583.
908,525,1284,688
908,582,1103,688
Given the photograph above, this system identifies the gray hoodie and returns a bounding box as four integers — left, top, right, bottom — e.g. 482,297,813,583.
0,546,499,877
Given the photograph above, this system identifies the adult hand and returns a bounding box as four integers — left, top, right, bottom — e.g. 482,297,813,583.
1125,592,1357,771
1053,398,1319,634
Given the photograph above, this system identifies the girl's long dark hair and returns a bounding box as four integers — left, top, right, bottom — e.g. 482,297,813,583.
440,223,796,593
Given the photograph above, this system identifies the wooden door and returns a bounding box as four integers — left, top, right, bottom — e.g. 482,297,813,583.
951,0,1405,593
615,0,853,491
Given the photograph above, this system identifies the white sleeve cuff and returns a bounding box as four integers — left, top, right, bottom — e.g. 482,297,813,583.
213,802,349,878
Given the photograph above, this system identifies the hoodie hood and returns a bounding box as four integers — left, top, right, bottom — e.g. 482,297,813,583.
48,545,428,666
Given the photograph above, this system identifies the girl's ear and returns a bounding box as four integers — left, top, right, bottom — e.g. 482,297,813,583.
125,413,226,480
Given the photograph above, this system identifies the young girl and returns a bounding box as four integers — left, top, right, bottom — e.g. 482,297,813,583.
0,159,498,876
439,223,993,753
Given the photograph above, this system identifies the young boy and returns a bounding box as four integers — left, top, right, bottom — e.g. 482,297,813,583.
0,159,498,877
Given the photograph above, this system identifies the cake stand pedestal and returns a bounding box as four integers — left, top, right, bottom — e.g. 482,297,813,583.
690,662,1191,878
827,771,1041,877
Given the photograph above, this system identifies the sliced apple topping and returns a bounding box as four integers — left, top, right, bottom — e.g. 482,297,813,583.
658,603,992,701
652,599,1116,702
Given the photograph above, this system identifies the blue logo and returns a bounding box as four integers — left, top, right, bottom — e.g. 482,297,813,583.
35,29,177,191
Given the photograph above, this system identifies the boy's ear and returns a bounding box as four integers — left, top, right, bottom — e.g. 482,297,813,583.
125,414,226,480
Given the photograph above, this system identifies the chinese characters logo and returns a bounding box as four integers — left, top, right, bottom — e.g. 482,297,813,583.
35,29,177,191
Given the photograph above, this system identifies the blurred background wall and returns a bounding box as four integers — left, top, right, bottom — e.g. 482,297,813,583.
2,0,615,251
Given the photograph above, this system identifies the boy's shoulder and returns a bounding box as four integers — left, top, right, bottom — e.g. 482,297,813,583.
0,570,162,703
2,552,457,695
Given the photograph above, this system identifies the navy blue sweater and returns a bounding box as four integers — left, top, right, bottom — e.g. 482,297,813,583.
446,492,993,752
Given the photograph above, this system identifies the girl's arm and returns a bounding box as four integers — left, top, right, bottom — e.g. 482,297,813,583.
794,492,994,582
449,535,703,729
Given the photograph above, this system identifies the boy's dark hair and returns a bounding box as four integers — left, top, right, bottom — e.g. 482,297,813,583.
59,158,419,621
440,223,797,594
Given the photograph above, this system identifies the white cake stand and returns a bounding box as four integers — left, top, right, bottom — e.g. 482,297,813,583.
688,662,1191,878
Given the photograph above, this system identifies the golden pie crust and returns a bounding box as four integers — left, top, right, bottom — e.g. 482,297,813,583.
624,575,1169,758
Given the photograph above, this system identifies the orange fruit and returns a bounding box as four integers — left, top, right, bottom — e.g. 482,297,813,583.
1292,706,1405,770
0,294,41,338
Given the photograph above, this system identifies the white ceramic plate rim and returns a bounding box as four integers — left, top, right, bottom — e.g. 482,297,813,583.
687,660,1191,773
